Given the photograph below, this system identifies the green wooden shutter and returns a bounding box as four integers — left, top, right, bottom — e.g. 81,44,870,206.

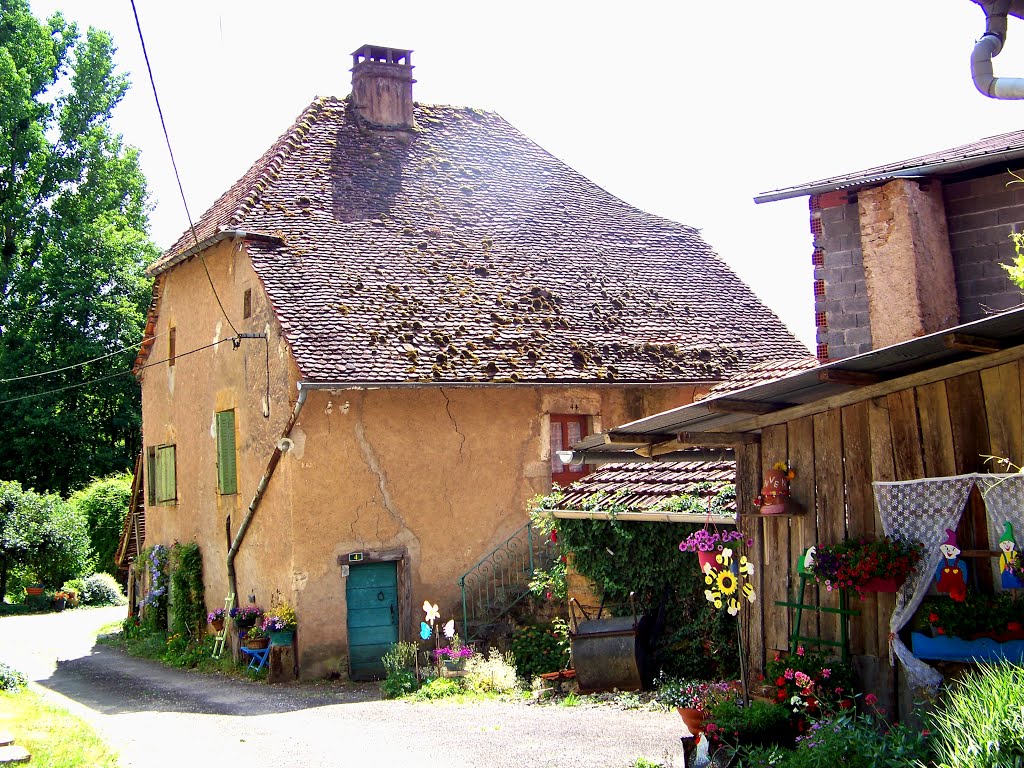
146,447,157,505
155,445,176,503
216,411,237,495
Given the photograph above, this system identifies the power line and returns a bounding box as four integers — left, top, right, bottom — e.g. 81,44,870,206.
0,332,164,384
0,337,235,406
129,0,239,339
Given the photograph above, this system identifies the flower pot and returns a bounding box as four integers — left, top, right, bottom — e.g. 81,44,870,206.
26,586,44,597
52,597,66,612
697,550,718,574
244,636,270,650
210,618,224,632
677,707,704,736
911,631,1024,663
268,629,294,646
860,576,904,593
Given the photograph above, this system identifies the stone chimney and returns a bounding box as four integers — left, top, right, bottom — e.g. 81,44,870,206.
350,45,415,130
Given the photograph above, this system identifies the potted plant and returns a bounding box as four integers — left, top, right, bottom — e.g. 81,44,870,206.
52,591,73,612
656,677,733,735
230,604,263,630
807,536,923,596
765,647,854,720
912,593,1024,662
433,633,474,671
679,527,749,574
207,608,226,632
262,600,297,646
243,623,270,650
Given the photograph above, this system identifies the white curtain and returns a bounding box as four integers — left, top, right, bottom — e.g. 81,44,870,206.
873,475,976,694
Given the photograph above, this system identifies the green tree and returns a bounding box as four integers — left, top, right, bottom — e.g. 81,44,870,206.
0,479,92,598
0,0,156,495
68,472,131,575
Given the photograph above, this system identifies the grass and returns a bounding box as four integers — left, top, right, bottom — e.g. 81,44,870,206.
98,625,253,678
0,688,120,768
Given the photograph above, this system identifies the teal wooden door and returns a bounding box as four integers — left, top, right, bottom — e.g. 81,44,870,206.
346,561,399,680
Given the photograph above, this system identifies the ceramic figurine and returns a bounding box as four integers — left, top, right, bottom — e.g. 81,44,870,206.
754,462,803,515
934,528,968,602
999,521,1024,590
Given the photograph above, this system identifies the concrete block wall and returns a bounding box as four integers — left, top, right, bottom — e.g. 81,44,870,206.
944,170,1024,323
812,193,872,361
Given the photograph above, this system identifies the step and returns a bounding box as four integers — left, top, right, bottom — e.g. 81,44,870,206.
0,745,30,764
0,734,11,748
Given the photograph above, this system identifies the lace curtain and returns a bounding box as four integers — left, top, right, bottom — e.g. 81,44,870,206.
873,475,976,694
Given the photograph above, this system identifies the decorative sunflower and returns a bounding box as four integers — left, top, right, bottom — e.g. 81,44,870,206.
704,547,757,616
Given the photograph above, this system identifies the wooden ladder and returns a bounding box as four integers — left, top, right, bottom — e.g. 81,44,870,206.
774,557,859,661
212,593,235,659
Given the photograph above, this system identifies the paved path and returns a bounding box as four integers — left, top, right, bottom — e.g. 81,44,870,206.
0,608,684,768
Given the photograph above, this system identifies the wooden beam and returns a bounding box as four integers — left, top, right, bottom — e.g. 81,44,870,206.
676,431,761,447
705,399,789,415
944,333,1004,354
603,432,675,447
641,439,736,458
722,342,1024,433
818,369,881,387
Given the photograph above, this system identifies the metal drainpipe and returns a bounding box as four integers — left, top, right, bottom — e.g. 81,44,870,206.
227,384,308,603
972,0,1024,98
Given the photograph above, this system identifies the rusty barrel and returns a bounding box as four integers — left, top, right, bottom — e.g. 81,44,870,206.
570,614,652,693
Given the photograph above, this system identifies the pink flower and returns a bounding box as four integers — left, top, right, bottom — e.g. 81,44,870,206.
794,672,812,688
821,668,831,679
784,669,795,680
865,693,878,706
796,645,805,657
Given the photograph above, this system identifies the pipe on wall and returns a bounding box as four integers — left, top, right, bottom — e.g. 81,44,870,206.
226,383,308,605
972,0,1024,98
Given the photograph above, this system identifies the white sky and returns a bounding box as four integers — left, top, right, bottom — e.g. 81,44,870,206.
29,1,1024,350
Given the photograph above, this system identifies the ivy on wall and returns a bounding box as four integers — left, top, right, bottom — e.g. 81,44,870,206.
531,484,739,680
169,543,205,639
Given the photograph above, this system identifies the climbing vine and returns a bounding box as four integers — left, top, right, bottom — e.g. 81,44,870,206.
169,542,205,639
138,544,169,632
530,484,739,680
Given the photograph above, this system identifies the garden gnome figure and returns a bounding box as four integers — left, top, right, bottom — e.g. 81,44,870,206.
999,521,1024,590
934,528,968,602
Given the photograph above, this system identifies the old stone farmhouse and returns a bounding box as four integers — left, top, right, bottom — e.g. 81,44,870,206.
133,45,806,679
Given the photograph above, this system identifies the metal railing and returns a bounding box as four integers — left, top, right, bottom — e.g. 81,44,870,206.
458,522,557,640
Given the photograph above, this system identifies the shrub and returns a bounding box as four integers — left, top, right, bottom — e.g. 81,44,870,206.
927,663,1024,767
413,676,463,700
168,542,204,637
68,473,132,575
380,641,421,699
80,572,126,606
463,648,520,694
0,662,27,691
704,698,793,752
381,669,418,699
509,620,570,681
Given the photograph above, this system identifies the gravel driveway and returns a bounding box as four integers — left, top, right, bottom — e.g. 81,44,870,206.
0,608,685,768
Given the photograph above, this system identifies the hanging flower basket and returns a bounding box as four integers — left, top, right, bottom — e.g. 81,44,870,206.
680,528,748,575
859,575,905,593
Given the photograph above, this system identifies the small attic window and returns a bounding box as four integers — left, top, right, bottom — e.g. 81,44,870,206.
243,289,252,319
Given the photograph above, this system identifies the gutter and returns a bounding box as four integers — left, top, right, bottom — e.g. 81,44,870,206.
562,448,735,466
226,383,308,605
972,0,1024,99
754,147,1024,204
146,229,285,278
294,379,722,390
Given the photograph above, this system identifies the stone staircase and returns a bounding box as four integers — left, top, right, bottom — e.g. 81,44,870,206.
0,732,29,764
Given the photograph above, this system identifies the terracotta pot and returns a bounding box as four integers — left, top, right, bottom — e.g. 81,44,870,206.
211,618,225,632
677,707,704,736
244,636,270,650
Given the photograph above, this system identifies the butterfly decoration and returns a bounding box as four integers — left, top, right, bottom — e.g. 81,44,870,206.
443,619,455,639
422,601,440,625
420,621,432,640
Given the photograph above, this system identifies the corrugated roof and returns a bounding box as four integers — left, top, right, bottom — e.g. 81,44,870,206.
574,306,1024,453
142,97,807,384
755,127,1024,203
555,460,735,512
698,356,819,398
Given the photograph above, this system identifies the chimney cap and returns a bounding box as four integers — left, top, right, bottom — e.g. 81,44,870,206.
351,44,413,68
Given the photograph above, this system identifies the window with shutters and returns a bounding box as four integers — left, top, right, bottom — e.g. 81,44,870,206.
216,410,238,495
146,444,177,505
549,414,591,488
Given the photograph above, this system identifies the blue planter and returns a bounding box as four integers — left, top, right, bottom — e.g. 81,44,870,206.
268,629,294,647
911,632,1024,663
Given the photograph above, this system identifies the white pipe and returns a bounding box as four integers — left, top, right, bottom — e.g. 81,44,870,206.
972,2,1024,99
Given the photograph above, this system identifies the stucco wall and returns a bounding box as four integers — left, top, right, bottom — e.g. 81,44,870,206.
140,240,705,678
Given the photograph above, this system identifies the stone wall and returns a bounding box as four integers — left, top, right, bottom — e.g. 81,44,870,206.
944,170,1024,323
812,194,872,361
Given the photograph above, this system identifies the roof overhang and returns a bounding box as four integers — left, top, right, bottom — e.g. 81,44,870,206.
146,229,285,277
548,508,735,524
571,306,1024,450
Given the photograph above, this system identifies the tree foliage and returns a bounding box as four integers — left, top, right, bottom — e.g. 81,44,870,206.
68,472,131,575
0,0,157,494
0,479,92,598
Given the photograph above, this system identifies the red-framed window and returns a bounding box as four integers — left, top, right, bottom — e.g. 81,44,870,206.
550,414,591,488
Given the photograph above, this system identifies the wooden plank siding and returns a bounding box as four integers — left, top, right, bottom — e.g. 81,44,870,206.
736,442,764,677
741,351,1024,704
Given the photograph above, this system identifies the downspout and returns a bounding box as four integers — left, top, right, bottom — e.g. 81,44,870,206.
972,0,1024,98
226,383,308,603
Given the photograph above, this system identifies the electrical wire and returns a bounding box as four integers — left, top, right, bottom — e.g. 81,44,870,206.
0,331,165,384
129,0,239,339
0,337,235,406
